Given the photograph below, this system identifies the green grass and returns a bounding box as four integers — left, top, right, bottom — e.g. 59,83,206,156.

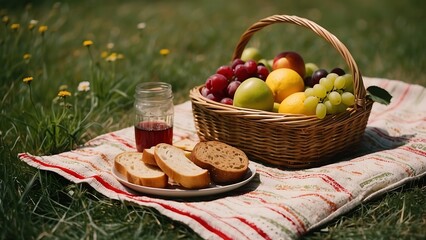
1,0,425,239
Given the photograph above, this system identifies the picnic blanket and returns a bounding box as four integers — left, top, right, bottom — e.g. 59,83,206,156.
19,77,426,240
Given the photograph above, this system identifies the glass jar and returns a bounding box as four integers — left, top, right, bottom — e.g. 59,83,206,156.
134,82,174,152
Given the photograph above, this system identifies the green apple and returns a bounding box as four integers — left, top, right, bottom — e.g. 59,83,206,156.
305,62,319,78
241,47,262,62
233,77,274,111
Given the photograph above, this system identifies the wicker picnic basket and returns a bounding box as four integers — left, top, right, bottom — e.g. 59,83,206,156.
189,15,373,169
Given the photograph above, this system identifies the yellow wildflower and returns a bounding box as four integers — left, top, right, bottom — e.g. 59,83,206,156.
38,25,48,34
23,76,33,84
83,40,93,47
106,52,117,62
11,23,20,31
23,53,31,60
58,90,71,98
159,48,170,56
59,84,68,91
101,51,108,58
2,16,9,25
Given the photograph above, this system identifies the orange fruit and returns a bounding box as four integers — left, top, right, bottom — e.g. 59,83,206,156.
278,92,315,115
265,68,304,103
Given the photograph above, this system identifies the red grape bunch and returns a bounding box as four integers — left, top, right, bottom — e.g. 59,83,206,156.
200,58,270,105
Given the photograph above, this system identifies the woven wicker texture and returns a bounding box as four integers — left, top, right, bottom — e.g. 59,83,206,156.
190,15,373,168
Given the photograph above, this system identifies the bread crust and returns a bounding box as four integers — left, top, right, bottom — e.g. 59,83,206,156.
190,141,249,184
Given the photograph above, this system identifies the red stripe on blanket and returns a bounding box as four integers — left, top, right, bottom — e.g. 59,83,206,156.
185,201,251,239
18,153,231,240
19,153,85,180
235,216,272,240
401,146,426,158
109,133,135,149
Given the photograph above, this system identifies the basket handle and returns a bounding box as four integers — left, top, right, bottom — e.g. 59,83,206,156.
232,15,367,108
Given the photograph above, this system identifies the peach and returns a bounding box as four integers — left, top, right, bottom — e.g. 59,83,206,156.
272,51,306,78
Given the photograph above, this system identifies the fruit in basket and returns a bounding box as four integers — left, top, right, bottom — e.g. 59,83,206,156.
278,92,315,115
257,65,270,80
272,51,306,78
330,67,346,76
241,47,262,62
220,97,233,105
202,58,272,104
244,60,258,76
226,80,241,98
216,65,233,81
206,74,228,94
265,68,304,103
234,64,251,81
258,59,273,71
233,77,274,111
308,68,328,87
302,72,357,119
305,63,319,78
272,102,280,113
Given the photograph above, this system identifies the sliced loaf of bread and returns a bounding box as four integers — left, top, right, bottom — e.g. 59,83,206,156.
114,151,168,188
190,141,249,184
142,147,157,165
173,138,199,152
154,143,211,189
143,146,191,166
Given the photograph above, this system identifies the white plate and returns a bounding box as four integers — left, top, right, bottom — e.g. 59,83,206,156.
111,165,256,198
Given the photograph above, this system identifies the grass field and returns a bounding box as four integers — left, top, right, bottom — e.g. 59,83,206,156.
1,0,425,239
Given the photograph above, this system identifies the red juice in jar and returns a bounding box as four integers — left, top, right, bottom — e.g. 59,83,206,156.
135,121,173,152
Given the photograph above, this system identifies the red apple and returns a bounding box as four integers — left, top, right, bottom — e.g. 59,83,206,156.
272,51,306,78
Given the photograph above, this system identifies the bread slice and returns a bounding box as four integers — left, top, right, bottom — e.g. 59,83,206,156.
190,141,249,184
142,147,157,165
114,152,168,188
173,138,199,152
154,143,211,189
143,146,191,166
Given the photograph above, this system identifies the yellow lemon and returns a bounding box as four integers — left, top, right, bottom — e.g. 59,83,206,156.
265,68,304,103
278,92,315,115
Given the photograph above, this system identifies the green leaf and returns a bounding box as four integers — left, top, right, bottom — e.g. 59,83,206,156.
366,86,392,105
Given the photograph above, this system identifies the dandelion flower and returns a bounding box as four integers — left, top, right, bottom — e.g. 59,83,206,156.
58,90,71,98
23,76,33,84
38,25,48,35
11,23,20,31
2,16,9,25
28,19,38,30
159,48,170,56
83,40,93,47
137,22,146,30
101,51,108,58
23,53,31,60
106,52,117,62
77,81,90,92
